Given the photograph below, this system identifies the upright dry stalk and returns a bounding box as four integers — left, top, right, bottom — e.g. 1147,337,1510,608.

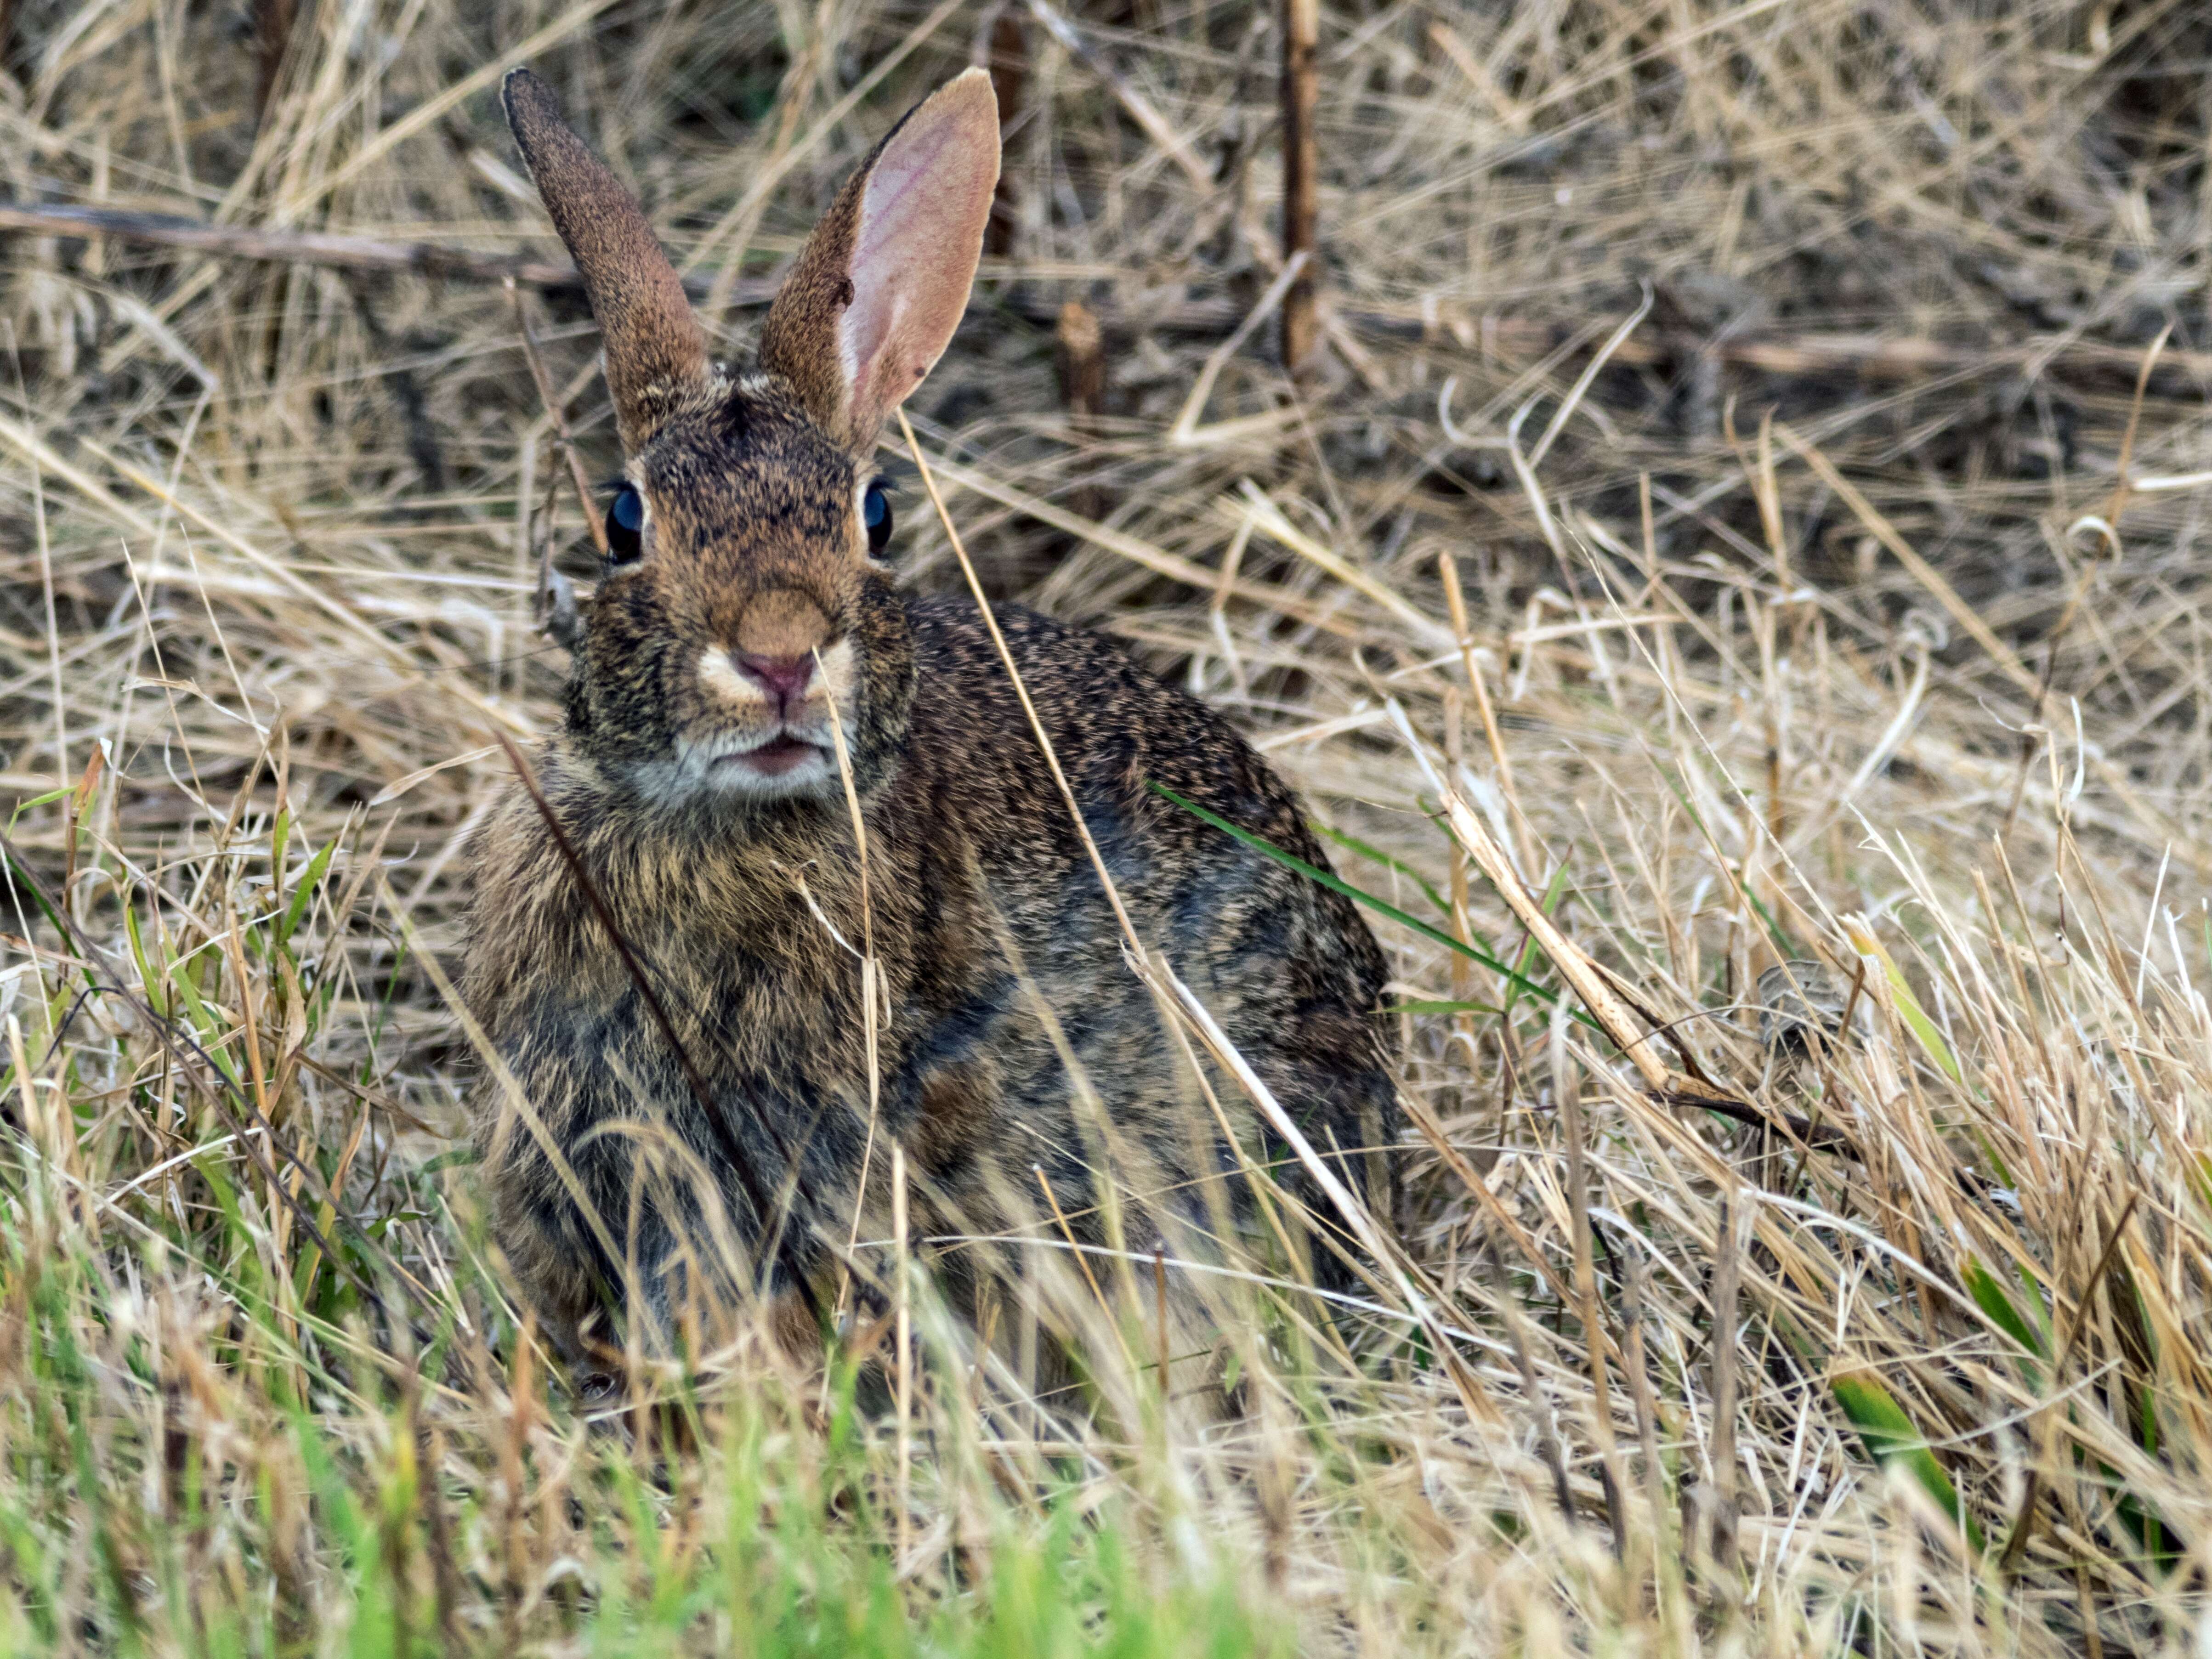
1437,552,1538,878
1707,1194,1742,1575
498,1315,537,1649
1622,1251,1690,1644
981,8,1027,258
1056,301,1105,423
1152,1244,1170,1401
1554,1025,1628,1554
255,0,296,125
822,658,883,1333
1494,1248,1575,1528
507,281,610,561
1057,300,1107,521
1442,686,1473,1010
893,1139,912,1570
1279,0,1319,377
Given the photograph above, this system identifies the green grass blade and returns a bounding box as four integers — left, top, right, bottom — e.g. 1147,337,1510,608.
1310,821,1453,917
1962,1259,2045,1391
1962,1260,2045,1359
278,835,339,947
6,786,73,830
1843,924,1963,1084
1832,1370,1985,1553
1147,782,1591,1026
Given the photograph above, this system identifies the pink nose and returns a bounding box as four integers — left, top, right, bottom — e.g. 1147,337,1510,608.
733,651,815,715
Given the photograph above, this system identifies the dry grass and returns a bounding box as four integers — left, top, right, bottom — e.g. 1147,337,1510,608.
6,0,2212,1651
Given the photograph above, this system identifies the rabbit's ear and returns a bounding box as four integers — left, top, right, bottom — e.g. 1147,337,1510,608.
758,69,1000,453
503,68,709,450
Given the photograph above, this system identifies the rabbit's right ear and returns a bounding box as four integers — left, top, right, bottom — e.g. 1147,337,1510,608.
503,68,709,451
758,70,1001,454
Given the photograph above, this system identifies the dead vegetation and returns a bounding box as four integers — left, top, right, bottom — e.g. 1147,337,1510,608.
5,0,2212,1651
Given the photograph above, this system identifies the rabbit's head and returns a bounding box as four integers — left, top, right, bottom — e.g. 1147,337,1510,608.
502,67,1000,806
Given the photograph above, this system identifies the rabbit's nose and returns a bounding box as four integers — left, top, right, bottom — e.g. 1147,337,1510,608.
733,651,816,713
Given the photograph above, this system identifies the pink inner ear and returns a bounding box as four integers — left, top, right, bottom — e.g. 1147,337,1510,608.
839,79,999,441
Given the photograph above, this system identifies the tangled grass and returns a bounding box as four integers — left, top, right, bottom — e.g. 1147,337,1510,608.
6,0,2212,1651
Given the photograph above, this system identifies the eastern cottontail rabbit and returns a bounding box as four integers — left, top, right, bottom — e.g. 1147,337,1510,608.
465,66,1400,1365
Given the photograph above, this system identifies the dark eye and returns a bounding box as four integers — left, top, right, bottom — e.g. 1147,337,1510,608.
862,481,893,556
604,485,645,564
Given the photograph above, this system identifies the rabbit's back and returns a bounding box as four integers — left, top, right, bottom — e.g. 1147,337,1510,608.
886,596,1397,1241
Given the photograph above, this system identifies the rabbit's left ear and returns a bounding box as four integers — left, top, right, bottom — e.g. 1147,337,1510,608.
758,69,1001,454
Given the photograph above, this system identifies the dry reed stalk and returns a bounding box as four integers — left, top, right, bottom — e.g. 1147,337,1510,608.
1554,1026,1628,1553
506,279,608,560
1056,299,1107,521
1619,1249,1689,1642
822,648,885,1331
1494,1246,1576,1529
1278,0,1318,377
1441,685,1473,1011
1704,1193,1741,1577
1055,300,1104,423
0,200,613,291
894,1138,913,1573
253,0,295,125
498,1313,538,1647
1151,1244,1169,1399
1438,549,1537,876
981,7,1027,259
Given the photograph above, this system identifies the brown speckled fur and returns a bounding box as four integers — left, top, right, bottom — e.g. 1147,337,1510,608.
466,68,1399,1362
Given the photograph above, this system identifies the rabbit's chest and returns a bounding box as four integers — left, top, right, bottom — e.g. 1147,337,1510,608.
648,908,885,1075
528,845,1170,1154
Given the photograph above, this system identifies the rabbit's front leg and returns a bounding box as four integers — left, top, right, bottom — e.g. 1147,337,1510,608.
480,1155,607,1370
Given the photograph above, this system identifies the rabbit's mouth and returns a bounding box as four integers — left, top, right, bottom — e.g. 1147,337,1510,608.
632,725,843,804
668,723,843,799
717,734,828,780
